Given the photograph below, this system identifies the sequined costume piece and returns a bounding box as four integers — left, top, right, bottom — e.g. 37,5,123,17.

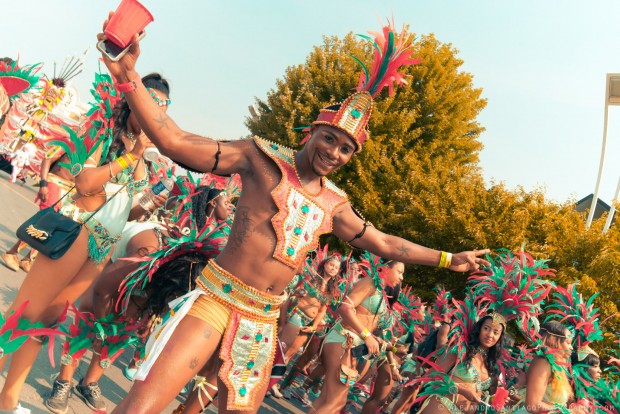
288,308,314,328
254,137,348,268
509,370,573,413
57,163,148,263
196,260,287,411
40,173,75,210
323,321,364,348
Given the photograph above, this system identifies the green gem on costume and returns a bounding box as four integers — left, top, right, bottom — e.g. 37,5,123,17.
255,333,263,342
239,387,247,396
223,283,232,293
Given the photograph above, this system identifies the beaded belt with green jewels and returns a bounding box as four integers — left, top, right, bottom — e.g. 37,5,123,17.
196,260,286,411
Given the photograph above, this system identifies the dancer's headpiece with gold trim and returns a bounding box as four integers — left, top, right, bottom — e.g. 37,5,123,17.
308,19,421,151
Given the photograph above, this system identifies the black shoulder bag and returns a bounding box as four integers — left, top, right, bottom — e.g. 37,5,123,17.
17,179,130,260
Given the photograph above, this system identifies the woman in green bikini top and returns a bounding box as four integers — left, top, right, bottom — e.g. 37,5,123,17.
419,314,505,414
312,258,404,413
279,254,341,360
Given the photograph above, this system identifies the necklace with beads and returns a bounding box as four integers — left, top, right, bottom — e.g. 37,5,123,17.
477,347,489,358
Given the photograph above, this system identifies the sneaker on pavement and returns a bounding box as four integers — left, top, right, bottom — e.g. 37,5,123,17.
1,253,19,272
0,403,31,414
269,384,283,399
290,387,312,407
123,364,138,381
281,387,292,400
75,381,106,411
44,379,71,414
19,259,32,273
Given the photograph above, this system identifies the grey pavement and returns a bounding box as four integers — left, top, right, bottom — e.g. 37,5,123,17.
0,170,306,413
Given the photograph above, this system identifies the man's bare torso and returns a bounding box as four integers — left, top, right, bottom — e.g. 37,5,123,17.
215,139,335,295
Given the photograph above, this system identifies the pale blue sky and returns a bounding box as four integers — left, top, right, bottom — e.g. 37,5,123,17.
4,1,620,204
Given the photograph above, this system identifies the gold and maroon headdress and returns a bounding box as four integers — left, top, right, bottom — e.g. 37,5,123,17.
311,19,421,151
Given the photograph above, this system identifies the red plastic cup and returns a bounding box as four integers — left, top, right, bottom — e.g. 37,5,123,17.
104,0,154,48
492,386,509,411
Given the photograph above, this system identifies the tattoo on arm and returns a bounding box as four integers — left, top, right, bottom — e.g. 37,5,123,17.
398,244,410,258
153,112,170,130
189,357,199,369
204,327,212,339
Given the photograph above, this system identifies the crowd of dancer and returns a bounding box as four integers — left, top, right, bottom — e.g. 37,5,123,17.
0,13,618,414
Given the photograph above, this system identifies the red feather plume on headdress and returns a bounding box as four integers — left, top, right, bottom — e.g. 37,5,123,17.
545,283,604,350
354,17,422,98
445,290,483,362
431,285,454,324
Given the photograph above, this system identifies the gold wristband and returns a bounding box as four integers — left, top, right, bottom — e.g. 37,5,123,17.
116,156,130,170
445,252,453,269
360,328,371,339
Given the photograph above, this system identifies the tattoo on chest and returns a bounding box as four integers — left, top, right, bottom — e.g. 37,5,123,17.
228,206,255,251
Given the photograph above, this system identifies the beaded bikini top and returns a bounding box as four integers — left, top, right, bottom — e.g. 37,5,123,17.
254,137,349,268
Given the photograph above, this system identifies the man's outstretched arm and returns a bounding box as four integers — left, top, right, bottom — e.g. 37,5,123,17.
332,203,489,272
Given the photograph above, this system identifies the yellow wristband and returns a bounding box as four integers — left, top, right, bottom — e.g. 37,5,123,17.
124,152,136,164
438,251,452,269
116,156,129,170
360,328,371,339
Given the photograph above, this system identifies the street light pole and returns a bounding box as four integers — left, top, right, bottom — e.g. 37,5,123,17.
586,74,620,229
602,176,619,233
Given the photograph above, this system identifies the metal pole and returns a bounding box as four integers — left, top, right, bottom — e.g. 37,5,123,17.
586,75,611,229
602,175,620,233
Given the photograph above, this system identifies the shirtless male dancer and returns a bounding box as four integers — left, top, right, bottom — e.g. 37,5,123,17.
99,17,490,414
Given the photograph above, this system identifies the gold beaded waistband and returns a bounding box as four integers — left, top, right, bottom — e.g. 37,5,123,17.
47,173,74,191
196,260,286,321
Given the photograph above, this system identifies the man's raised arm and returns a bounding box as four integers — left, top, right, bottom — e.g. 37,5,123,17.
98,23,250,175
332,203,490,272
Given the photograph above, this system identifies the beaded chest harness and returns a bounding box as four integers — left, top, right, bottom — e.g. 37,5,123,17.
254,137,348,268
